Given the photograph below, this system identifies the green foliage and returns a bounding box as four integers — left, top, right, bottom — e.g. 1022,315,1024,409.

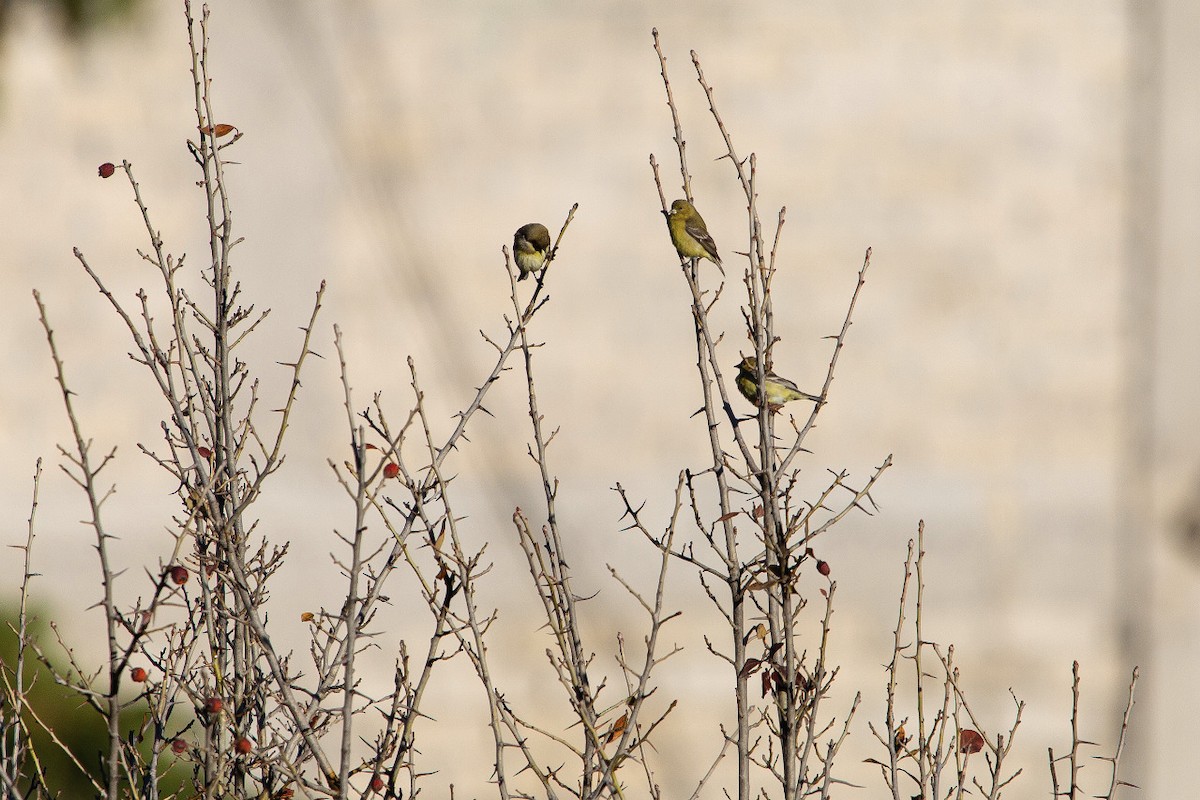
0,0,141,36
0,603,189,798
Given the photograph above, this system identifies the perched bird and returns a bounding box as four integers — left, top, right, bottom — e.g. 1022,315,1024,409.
667,199,722,272
513,223,552,282
735,356,821,411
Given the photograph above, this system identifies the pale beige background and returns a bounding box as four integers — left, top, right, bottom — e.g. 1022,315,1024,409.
2,1,1198,797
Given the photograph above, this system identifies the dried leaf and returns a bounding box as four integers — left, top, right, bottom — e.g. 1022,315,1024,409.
741,624,769,646
606,712,628,744
761,668,772,698
893,724,908,754
738,658,761,679
199,123,237,137
959,728,985,754
185,488,205,516
716,511,739,523
300,612,315,622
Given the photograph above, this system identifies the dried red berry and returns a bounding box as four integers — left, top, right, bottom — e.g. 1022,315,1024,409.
170,738,187,755
197,446,213,459
98,162,115,178
816,560,831,576
204,697,223,714
369,776,385,793
169,565,189,585
383,462,400,479
235,737,252,754
130,667,148,683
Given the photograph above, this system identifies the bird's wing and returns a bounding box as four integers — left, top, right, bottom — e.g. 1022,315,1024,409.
771,373,819,401
685,217,721,263
773,374,803,393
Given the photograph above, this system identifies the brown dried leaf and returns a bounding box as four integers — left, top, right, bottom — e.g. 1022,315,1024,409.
606,712,628,744
893,724,908,754
199,123,237,137
959,728,985,754
738,658,762,679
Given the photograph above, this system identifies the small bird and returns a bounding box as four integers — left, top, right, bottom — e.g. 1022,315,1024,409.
513,223,552,281
735,356,821,411
667,199,722,272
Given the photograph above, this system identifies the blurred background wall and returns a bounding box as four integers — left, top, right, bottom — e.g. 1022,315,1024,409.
1,1,1198,796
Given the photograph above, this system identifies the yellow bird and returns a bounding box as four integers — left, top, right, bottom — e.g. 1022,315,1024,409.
513,223,552,281
667,199,722,272
735,356,821,411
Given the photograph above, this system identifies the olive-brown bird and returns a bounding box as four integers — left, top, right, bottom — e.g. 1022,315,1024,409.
513,223,552,281
667,199,722,272
735,356,821,411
